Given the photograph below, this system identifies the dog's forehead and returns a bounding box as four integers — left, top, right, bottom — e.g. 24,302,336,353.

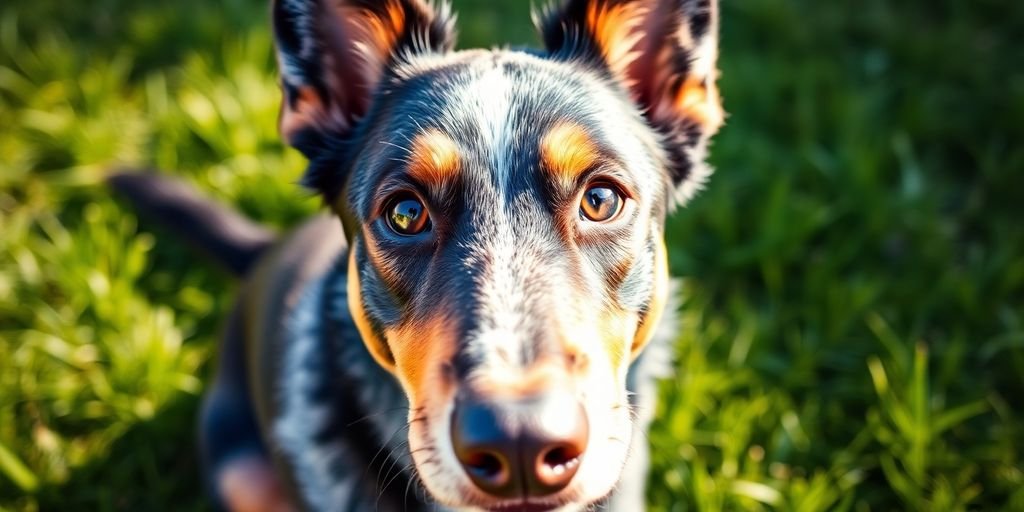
352,50,662,204
391,50,621,124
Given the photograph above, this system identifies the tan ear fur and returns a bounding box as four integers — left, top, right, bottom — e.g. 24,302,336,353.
273,0,455,151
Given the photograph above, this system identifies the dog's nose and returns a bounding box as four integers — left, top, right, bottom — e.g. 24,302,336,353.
450,391,588,498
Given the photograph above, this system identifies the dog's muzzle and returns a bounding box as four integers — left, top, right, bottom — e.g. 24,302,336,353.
450,390,589,499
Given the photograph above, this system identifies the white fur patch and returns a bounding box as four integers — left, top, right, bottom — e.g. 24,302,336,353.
274,275,348,511
458,62,514,190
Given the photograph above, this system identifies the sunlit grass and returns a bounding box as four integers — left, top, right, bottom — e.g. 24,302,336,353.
1,0,1021,510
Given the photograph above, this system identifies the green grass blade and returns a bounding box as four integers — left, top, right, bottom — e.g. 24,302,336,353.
0,441,38,493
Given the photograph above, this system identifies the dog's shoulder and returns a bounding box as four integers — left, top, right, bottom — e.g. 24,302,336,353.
239,214,348,426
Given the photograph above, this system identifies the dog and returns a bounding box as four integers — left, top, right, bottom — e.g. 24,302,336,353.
110,0,722,510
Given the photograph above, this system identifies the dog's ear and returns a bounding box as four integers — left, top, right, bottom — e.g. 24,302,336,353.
538,0,723,204
273,0,455,191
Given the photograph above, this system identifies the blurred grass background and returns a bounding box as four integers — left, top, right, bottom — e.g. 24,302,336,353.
1,0,1021,510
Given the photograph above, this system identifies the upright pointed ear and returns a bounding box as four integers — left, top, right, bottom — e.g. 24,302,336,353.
538,0,723,204
273,0,456,193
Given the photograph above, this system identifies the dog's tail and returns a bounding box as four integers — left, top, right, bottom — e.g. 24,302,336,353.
107,170,276,277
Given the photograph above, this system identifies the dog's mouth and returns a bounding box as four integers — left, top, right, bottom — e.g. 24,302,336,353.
484,500,565,512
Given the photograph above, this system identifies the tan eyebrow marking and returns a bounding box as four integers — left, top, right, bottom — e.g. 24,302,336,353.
540,122,600,183
407,128,461,183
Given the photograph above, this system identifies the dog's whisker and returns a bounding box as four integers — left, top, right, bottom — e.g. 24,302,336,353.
346,405,411,427
365,422,413,485
634,425,653,444
378,139,413,155
401,444,435,510
407,444,434,456
376,436,419,491
403,469,416,511
375,437,412,491
376,461,418,510
406,115,426,136
374,447,412,510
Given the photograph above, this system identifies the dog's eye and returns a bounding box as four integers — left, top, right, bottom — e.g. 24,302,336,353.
580,184,623,222
386,195,430,235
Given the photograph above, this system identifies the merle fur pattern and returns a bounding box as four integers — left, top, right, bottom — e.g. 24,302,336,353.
115,0,726,511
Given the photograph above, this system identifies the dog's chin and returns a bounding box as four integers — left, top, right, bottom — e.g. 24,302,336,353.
406,395,634,512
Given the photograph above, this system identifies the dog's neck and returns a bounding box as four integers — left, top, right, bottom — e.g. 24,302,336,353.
274,253,679,511
274,256,420,511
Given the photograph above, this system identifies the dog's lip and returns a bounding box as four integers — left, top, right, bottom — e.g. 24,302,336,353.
485,500,563,512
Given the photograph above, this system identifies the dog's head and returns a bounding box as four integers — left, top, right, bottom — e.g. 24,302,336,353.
272,0,721,509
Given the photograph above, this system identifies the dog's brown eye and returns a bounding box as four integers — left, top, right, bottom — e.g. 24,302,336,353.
580,184,623,222
386,196,430,235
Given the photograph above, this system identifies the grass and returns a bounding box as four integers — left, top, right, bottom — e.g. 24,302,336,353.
1,0,1021,510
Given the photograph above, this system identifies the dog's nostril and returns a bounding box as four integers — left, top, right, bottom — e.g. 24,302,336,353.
451,401,521,497
465,451,505,480
541,445,580,471
536,444,583,486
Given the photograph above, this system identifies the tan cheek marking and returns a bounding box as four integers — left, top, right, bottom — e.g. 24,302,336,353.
386,314,456,404
606,254,635,291
600,309,634,375
360,227,403,291
347,245,397,373
408,129,461,184
541,123,601,186
675,76,724,133
356,229,457,404
631,238,670,359
558,296,631,381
